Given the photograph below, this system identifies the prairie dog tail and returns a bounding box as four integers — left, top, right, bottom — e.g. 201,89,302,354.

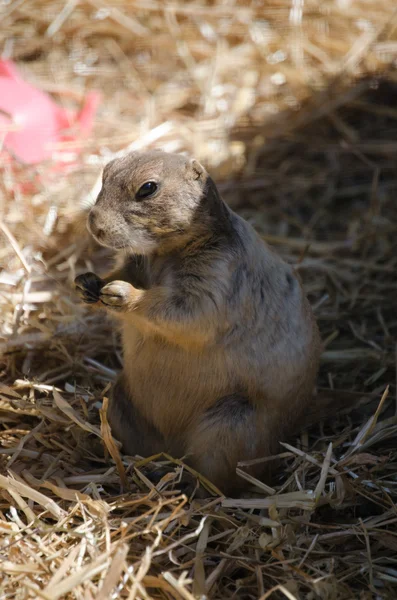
302,389,367,430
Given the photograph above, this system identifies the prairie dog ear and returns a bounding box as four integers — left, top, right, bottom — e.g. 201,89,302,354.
188,158,206,181
102,157,117,180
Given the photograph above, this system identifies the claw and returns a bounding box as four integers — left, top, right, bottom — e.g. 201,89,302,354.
74,272,104,304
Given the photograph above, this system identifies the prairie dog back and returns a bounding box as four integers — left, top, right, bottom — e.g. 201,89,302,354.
75,150,322,495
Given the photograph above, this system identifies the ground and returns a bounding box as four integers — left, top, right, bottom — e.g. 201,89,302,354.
1,2,397,599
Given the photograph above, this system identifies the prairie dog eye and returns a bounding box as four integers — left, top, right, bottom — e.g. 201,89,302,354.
136,181,157,200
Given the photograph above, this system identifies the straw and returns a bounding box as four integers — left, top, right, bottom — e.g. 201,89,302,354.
1,1,397,597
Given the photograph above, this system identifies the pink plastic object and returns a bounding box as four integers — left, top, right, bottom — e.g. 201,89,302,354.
0,60,100,164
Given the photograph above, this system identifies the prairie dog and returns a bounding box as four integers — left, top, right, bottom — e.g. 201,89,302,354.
75,150,322,495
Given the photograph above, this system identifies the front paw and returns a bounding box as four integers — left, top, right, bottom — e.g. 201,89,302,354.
99,281,134,311
74,272,104,304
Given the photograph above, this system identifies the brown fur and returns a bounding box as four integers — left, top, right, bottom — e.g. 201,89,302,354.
75,150,322,496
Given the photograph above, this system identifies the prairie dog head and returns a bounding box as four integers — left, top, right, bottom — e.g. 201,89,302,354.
87,150,209,254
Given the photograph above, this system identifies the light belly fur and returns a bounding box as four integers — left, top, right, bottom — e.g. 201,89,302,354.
121,322,234,437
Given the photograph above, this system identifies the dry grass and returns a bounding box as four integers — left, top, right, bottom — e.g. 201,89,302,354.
1,1,397,598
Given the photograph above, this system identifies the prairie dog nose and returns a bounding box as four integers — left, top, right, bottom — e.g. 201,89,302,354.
88,209,105,240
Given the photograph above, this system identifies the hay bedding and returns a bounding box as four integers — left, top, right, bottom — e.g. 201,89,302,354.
1,1,397,598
